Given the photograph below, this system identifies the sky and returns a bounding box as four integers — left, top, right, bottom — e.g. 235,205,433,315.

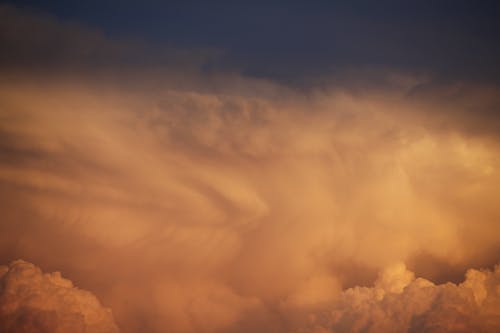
3,0,500,82
0,1,499,333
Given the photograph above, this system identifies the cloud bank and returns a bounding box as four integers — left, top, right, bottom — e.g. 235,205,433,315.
0,4,499,333
0,260,119,333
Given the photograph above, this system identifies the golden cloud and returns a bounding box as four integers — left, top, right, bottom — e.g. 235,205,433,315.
0,4,499,332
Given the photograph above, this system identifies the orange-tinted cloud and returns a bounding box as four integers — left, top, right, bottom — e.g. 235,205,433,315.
0,4,499,333
0,260,119,333
300,263,500,333
1,77,499,333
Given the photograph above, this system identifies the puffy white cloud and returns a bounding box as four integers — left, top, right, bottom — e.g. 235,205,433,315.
0,260,119,333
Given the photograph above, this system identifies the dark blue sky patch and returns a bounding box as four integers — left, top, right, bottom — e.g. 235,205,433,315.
2,0,500,83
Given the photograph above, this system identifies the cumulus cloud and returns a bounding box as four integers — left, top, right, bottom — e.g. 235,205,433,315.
0,4,499,333
0,260,119,333
300,263,500,333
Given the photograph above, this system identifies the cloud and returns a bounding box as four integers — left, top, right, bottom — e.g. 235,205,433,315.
0,260,119,333
1,76,499,333
0,4,499,333
300,263,500,333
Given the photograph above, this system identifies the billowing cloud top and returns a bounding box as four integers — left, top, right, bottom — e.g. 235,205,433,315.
300,263,500,333
0,260,119,333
